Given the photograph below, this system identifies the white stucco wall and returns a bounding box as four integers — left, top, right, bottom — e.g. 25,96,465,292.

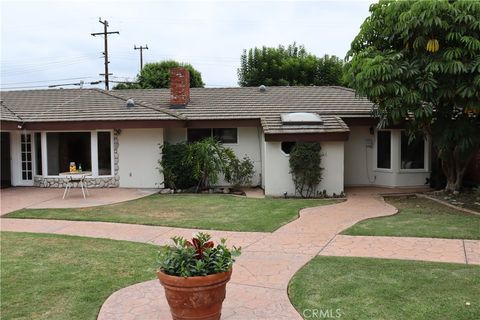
118,128,163,188
163,127,263,187
344,126,375,186
344,126,431,188
263,141,344,197
225,127,263,186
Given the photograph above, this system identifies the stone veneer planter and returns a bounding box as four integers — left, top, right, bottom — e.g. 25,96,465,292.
34,131,120,188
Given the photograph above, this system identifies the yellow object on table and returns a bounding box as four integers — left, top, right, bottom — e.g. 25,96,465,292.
69,162,76,173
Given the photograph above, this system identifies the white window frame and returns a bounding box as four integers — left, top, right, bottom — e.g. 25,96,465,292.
399,130,430,173
36,129,114,178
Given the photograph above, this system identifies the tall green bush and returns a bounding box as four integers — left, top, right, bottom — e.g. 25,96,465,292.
160,142,198,190
289,142,323,198
185,138,236,191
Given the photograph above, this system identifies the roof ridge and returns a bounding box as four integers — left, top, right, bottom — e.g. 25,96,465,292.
1,100,23,122
96,89,186,120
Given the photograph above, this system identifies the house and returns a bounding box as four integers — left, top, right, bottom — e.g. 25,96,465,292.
0,68,431,196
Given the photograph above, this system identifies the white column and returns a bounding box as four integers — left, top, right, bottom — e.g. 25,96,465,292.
391,130,401,173
41,132,48,176
91,131,98,177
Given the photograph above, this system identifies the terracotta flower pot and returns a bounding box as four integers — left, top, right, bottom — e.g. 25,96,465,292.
157,269,232,320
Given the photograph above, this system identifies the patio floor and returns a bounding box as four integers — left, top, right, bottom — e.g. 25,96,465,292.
0,187,158,215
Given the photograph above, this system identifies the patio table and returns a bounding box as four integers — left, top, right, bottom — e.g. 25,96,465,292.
60,171,92,199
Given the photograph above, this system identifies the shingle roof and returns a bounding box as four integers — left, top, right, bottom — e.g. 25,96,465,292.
116,86,373,134
1,86,374,134
0,101,22,122
0,88,179,122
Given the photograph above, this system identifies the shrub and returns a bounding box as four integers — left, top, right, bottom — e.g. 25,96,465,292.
185,138,236,191
289,142,323,198
157,233,241,277
160,142,198,190
226,155,255,188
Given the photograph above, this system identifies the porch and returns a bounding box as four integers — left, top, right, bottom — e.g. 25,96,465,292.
0,187,158,215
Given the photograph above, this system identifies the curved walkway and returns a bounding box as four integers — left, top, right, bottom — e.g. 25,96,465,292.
1,187,478,320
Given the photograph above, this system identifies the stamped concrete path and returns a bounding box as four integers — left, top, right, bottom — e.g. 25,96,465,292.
1,187,479,320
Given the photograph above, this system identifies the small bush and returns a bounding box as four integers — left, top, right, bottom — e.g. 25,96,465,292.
160,142,198,190
289,142,323,198
226,155,255,188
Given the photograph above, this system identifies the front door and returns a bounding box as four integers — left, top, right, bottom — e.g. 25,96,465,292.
19,133,34,186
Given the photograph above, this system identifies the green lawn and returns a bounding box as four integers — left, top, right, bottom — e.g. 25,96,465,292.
0,232,158,320
289,256,480,320
342,196,480,239
5,194,337,232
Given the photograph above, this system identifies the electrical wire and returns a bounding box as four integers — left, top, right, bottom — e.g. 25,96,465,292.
0,76,98,86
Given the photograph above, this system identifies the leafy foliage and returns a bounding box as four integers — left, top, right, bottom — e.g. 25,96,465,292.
289,142,324,198
238,43,344,86
225,155,255,188
345,0,480,191
114,60,204,89
185,138,236,191
160,142,198,190
157,233,241,277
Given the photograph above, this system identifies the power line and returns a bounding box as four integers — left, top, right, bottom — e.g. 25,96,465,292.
91,18,119,90
0,76,98,86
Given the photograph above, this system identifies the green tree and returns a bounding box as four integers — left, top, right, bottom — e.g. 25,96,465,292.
238,43,344,86
345,0,480,192
114,60,204,89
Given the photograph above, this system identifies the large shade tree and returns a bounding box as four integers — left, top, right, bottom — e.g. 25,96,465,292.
345,0,480,192
238,43,344,86
114,60,204,89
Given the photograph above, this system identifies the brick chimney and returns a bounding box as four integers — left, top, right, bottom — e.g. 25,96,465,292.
170,67,190,108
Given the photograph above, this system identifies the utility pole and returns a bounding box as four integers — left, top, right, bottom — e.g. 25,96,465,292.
134,44,149,71
91,18,119,90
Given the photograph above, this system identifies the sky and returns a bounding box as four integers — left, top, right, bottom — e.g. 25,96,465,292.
0,0,373,90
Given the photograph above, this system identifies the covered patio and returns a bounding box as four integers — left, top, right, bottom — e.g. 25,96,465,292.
0,187,158,215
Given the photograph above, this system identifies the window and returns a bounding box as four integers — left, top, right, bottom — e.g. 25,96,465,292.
98,132,112,175
187,129,211,143
281,142,296,155
377,131,391,169
401,132,425,169
47,132,91,175
213,128,237,143
187,128,238,144
21,134,32,180
34,133,42,175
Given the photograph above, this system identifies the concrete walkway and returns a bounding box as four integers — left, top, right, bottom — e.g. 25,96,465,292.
2,187,478,319
0,187,158,215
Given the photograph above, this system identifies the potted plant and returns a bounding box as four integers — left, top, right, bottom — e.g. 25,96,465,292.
157,232,241,320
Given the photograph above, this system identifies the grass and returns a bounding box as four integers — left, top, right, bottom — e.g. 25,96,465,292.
0,232,158,320
342,196,480,239
289,256,480,320
5,194,338,232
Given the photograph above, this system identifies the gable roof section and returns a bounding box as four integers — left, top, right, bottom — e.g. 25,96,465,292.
0,101,22,122
0,88,179,122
